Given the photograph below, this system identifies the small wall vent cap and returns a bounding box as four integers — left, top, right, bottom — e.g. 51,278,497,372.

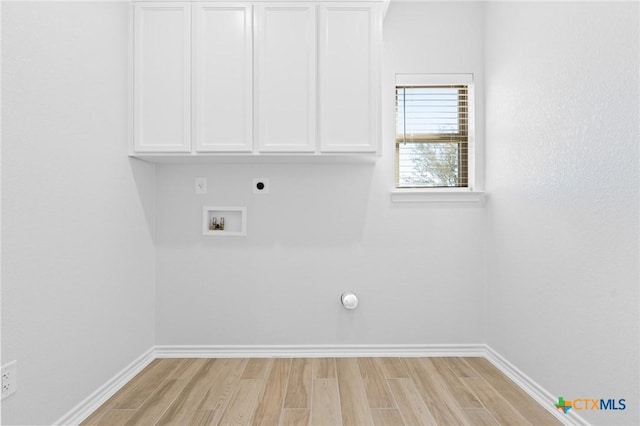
341,292,359,310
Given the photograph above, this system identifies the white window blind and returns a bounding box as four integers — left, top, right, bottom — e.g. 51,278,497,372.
395,80,470,188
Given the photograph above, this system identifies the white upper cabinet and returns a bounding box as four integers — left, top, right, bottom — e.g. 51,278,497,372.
131,1,382,159
134,3,191,153
319,3,381,153
193,3,253,152
256,4,317,152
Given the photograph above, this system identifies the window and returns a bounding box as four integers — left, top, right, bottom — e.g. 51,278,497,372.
395,74,473,189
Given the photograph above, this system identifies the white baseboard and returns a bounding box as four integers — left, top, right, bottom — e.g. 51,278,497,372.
56,344,585,426
484,345,589,426
53,347,155,426
154,343,487,358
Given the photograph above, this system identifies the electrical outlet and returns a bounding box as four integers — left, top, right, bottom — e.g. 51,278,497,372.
253,178,269,194
2,361,17,400
195,177,207,195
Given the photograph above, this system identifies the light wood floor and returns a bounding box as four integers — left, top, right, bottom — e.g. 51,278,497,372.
81,357,561,426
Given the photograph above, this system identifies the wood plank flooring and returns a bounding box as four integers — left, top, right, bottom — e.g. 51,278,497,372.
81,357,560,426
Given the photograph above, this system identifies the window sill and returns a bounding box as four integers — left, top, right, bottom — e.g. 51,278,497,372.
390,189,486,205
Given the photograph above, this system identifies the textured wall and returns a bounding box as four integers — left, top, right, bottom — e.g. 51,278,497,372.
155,2,487,346
1,3,156,424
485,2,639,425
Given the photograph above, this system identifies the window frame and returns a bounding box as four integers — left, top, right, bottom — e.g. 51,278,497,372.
391,73,483,204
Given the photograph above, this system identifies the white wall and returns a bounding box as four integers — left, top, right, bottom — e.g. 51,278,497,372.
485,2,639,425
155,2,487,346
5,1,637,424
1,3,156,424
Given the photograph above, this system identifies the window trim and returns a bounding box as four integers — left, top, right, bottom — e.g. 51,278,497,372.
390,188,486,204
393,73,482,201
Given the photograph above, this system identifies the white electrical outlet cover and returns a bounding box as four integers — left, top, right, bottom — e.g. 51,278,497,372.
195,177,207,195
2,360,17,400
253,178,269,194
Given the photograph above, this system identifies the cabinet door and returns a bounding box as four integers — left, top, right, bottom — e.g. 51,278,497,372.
256,4,316,152
134,3,191,153
319,4,381,153
194,3,253,152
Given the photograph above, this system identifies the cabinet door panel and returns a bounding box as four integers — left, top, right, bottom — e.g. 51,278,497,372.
319,4,381,153
194,3,253,152
256,4,316,152
134,3,191,152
